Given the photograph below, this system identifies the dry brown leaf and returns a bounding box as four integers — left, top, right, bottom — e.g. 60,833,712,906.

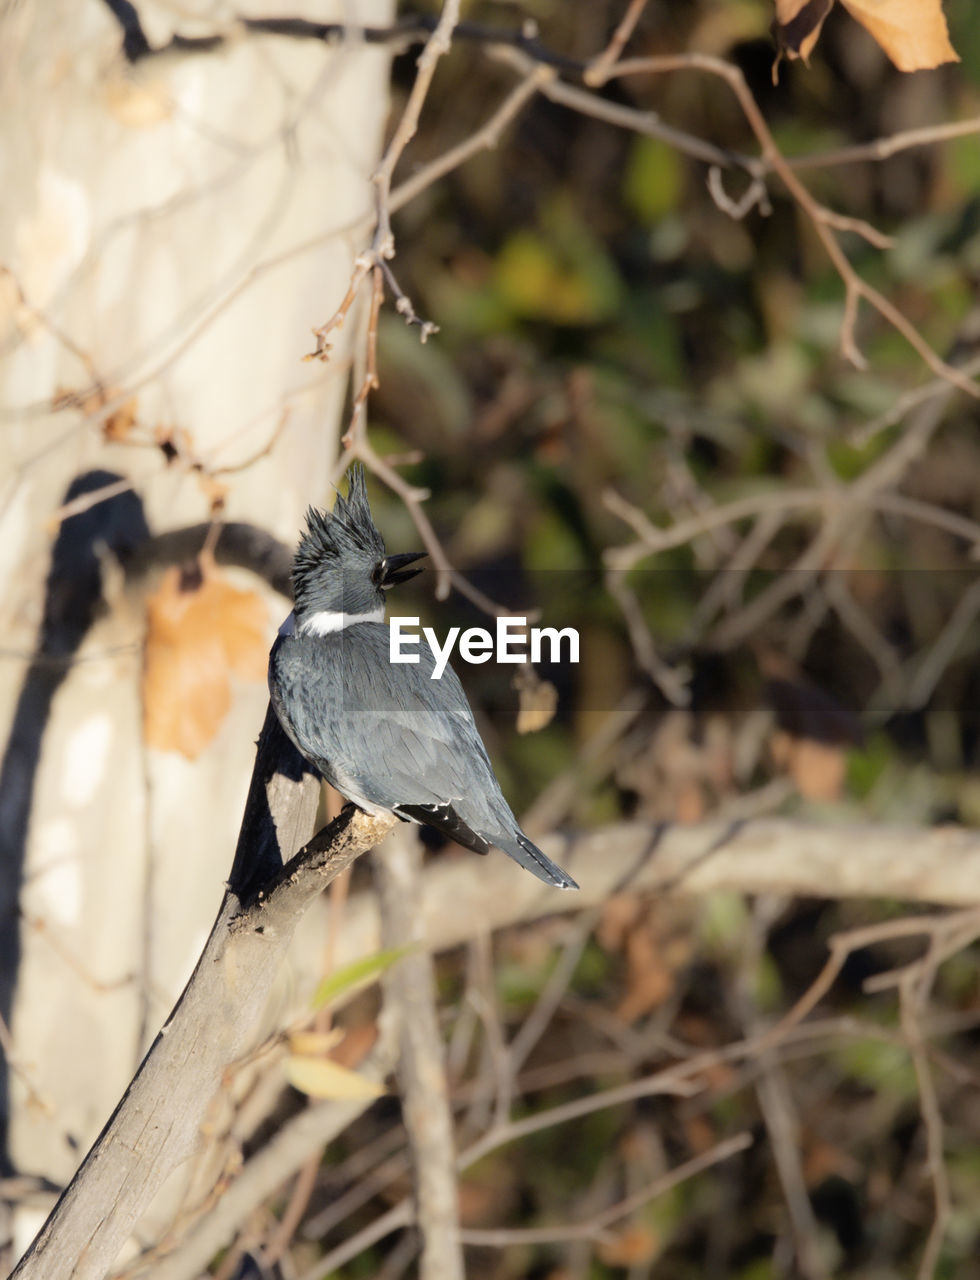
104,397,139,443
682,1113,721,1155
772,0,834,64
602,899,693,1025
50,384,139,441
513,665,558,734
597,1225,659,1267
673,778,705,824
516,677,558,734
285,1055,385,1101
597,895,642,952
803,1135,862,1185
143,559,268,758
329,1022,379,1070
772,730,847,801
616,924,675,1024
773,0,958,70
841,0,958,70
457,1181,504,1226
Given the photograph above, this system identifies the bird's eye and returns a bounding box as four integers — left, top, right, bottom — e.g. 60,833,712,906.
371,559,387,586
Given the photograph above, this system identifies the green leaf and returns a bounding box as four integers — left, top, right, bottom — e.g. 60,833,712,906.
698,891,750,955
624,136,683,223
834,1037,917,1098
493,197,622,326
311,945,415,1011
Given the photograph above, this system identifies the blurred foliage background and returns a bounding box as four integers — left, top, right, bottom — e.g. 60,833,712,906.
6,1,980,1276
373,0,980,824
309,3,980,1277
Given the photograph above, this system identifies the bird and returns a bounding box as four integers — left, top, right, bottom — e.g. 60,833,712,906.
268,465,578,891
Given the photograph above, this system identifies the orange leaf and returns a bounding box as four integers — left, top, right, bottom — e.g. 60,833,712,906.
840,0,958,70
615,925,676,1024
772,730,847,801
329,1022,380,1070
103,397,138,443
772,0,834,64
597,1225,659,1267
207,573,269,680
516,677,558,734
143,561,268,758
774,0,958,70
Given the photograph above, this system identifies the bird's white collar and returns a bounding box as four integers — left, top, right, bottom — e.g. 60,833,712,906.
280,607,384,637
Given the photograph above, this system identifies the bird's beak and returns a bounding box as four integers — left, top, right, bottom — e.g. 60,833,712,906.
380,551,426,588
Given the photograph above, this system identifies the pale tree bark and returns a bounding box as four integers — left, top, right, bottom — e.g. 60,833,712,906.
9,702,395,1280
0,0,393,1259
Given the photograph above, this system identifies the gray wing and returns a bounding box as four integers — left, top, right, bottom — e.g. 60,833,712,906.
269,624,516,831
270,623,579,889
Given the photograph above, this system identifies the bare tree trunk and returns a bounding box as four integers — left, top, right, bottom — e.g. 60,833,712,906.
0,0,393,1247
11,705,395,1280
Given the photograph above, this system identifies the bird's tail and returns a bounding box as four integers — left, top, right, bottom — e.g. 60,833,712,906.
503,832,579,890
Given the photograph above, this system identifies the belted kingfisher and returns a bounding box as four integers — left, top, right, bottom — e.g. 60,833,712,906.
268,466,578,890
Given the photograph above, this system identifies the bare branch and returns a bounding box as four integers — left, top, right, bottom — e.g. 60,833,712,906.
789,114,980,171
584,0,651,87
493,45,745,170
372,0,461,261
389,67,554,213
458,1132,752,1246
322,820,980,997
11,709,395,1280
604,54,978,394
142,1033,400,1280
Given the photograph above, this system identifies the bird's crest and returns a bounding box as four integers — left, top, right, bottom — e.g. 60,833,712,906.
293,465,385,591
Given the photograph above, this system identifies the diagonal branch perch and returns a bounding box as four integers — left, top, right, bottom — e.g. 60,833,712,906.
11,706,395,1280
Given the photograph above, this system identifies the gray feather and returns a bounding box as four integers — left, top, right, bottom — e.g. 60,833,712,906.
269,623,577,890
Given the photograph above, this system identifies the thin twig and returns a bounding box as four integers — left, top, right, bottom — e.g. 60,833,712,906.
790,115,980,171
389,66,555,214
605,54,978,394
493,45,744,170
308,256,373,363
341,264,384,444
458,1132,752,1246
297,1203,412,1280
372,0,462,261
584,0,650,86
605,570,692,705
737,901,828,1280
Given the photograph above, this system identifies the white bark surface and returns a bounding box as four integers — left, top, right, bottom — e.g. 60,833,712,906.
0,0,392,1255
